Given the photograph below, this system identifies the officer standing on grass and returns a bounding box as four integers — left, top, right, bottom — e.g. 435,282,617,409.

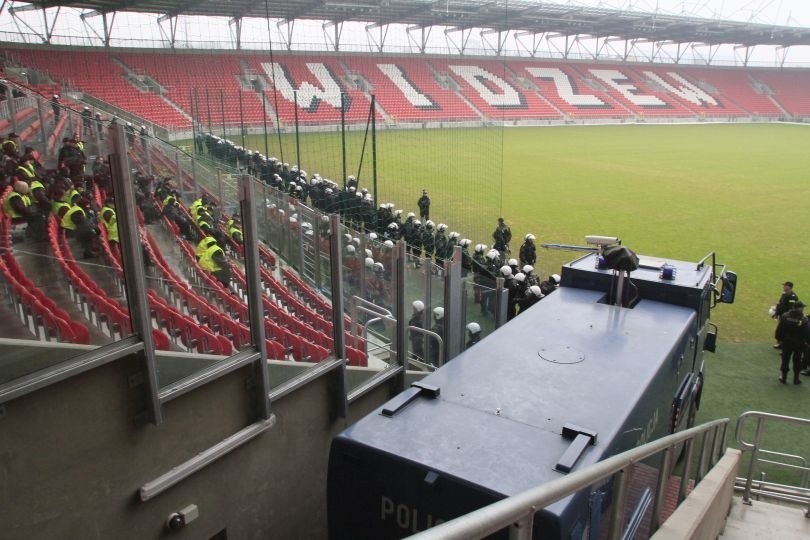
773,281,799,349
417,189,430,221
774,301,809,385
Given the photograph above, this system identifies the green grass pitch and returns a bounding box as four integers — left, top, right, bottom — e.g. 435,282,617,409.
203,122,810,481
225,122,810,345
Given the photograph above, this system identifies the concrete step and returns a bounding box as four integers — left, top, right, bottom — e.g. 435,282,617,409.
720,498,810,539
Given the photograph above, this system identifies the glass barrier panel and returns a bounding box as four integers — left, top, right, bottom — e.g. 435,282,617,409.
461,275,495,351
0,94,138,386
403,247,429,371
425,259,446,367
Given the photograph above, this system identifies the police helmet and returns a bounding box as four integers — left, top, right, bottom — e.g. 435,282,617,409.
413,220,421,226
460,239,472,247
508,258,518,267
475,244,486,253
525,233,536,241
348,186,356,193
368,232,378,240
395,209,403,216
325,188,333,194
346,245,356,254
364,257,374,268
530,285,543,297
352,237,361,246
373,262,385,272
412,300,425,312
500,265,512,277
523,265,534,275
433,307,444,319
486,250,499,260
466,322,481,334
425,220,434,228
365,249,372,258
515,273,526,282
550,274,561,285
387,222,399,230
449,232,460,240
437,223,447,232
343,233,352,243
383,240,394,248
407,212,416,219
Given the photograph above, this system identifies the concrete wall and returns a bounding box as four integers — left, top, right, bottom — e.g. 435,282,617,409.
651,448,742,540
0,353,419,539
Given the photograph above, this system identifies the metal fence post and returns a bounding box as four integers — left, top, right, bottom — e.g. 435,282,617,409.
394,240,407,390
495,276,508,328
240,175,271,420
328,214,348,418
108,123,162,425
36,98,48,150
7,93,18,134
444,246,463,362
607,464,634,540
742,417,765,505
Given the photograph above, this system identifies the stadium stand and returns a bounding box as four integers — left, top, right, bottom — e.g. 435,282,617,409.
118,53,271,127
6,47,810,129
10,49,191,128
750,69,810,117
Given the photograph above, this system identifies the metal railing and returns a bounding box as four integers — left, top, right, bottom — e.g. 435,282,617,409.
407,418,729,540
735,410,810,517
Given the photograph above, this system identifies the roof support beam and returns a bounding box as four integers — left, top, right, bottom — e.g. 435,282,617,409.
229,17,242,50
9,3,59,44
776,45,791,69
444,27,472,56
79,10,115,47
481,28,507,56
323,20,343,52
514,31,545,58
156,13,178,49
406,25,432,54
277,19,294,51
734,44,755,67
366,22,389,53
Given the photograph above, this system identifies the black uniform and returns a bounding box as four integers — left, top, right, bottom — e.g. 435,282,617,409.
408,310,425,361
417,192,430,220
493,220,512,253
775,307,809,384
519,240,536,266
776,290,799,317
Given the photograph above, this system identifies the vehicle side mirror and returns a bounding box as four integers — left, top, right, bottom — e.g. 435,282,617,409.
720,271,737,304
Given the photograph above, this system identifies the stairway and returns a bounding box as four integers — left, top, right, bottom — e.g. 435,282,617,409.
720,498,810,539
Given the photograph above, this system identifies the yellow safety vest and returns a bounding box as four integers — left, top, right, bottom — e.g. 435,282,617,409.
16,163,36,181
228,224,242,240
102,205,118,243
62,188,79,205
60,205,85,231
189,198,203,216
162,194,176,207
52,200,70,217
196,236,218,259
2,191,29,218
2,139,19,153
30,180,45,194
199,244,224,273
76,141,84,151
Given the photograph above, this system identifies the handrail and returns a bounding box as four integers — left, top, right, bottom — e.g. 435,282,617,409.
735,410,810,512
407,418,729,540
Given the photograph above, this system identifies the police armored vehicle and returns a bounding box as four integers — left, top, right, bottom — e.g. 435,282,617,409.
327,238,736,539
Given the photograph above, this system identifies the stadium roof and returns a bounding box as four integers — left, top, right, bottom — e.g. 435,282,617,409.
22,0,810,48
